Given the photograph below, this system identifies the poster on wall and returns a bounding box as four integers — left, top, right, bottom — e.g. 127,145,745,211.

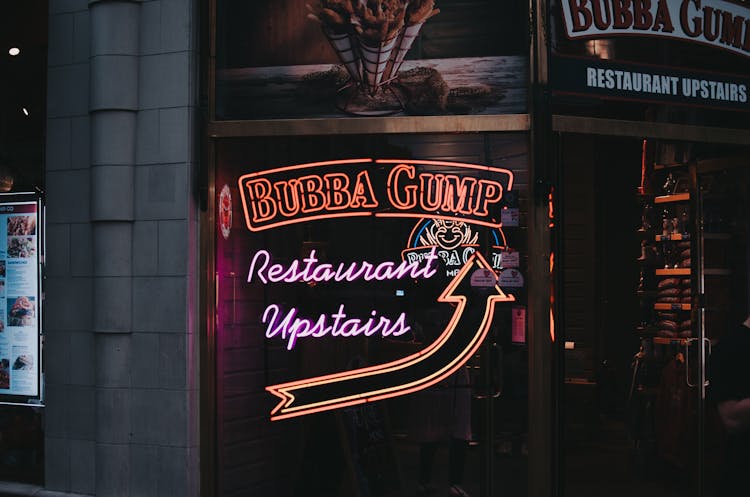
215,0,528,119
0,193,43,404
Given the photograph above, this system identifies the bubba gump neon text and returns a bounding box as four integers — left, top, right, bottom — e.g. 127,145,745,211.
238,159,514,232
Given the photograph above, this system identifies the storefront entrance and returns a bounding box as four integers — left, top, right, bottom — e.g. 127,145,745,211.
209,132,532,497
387,333,529,497
558,133,750,497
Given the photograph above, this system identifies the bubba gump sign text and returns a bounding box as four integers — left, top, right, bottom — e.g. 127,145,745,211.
562,0,750,59
236,158,516,421
238,159,514,232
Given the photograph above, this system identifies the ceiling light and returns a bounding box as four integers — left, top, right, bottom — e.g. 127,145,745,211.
8,47,20,56
22,108,29,116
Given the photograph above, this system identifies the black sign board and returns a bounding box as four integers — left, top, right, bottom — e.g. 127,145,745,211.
552,55,750,112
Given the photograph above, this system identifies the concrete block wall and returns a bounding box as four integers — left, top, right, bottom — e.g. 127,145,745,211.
43,0,199,495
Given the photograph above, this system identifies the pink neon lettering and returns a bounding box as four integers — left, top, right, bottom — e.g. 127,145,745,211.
263,304,410,350
248,248,438,284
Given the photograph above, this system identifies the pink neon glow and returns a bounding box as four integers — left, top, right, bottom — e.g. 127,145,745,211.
247,248,438,284
263,303,411,350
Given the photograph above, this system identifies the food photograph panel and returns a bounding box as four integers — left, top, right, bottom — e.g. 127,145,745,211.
215,0,528,119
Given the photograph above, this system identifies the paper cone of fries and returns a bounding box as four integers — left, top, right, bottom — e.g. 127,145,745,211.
358,34,399,93
323,28,361,83
388,22,423,80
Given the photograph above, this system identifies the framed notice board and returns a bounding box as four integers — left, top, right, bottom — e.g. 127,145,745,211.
0,192,44,406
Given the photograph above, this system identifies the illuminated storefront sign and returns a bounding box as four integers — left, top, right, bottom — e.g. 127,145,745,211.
236,159,517,420
248,247,439,350
248,247,438,285
402,218,513,277
561,0,750,59
551,55,750,110
265,252,514,421
239,159,514,232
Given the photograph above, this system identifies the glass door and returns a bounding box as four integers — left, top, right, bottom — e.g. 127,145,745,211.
558,134,741,497
387,296,528,497
696,161,750,497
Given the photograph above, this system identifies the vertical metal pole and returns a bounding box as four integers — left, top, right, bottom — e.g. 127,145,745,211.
528,1,555,497
695,170,706,497
482,338,495,497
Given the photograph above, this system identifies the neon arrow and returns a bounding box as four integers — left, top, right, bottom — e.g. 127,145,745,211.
266,251,515,421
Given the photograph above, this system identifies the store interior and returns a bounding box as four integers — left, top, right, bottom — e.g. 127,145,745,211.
561,134,750,497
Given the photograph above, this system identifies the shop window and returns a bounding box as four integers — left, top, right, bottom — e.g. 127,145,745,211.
212,132,530,497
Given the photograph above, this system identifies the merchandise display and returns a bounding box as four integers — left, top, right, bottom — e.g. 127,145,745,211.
636,141,695,341
630,140,748,483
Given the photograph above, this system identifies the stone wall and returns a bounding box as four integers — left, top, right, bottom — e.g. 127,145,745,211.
43,0,199,495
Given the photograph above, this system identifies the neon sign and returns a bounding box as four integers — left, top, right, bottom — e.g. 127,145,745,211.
248,248,440,350
402,218,511,277
265,251,515,421
248,247,438,284
239,159,514,232
263,303,411,350
233,158,519,421
560,0,750,60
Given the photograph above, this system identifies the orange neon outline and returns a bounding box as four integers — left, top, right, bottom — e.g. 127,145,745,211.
349,170,379,209
441,175,478,215
238,159,515,232
238,159,373,232
273,179,300,218
386,163,417,210
418,173,445,212
473,180,504,217
246,178,276,224
265,252,515,421
296,174,327,213
386,163,508,219
404,219,509,249
324,173,351,211
375,159,515,191
403,220,508,266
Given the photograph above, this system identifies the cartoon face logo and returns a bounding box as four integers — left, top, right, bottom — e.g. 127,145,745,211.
419,219,478,251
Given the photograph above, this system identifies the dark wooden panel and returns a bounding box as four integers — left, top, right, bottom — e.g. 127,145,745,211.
562,134,597,377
